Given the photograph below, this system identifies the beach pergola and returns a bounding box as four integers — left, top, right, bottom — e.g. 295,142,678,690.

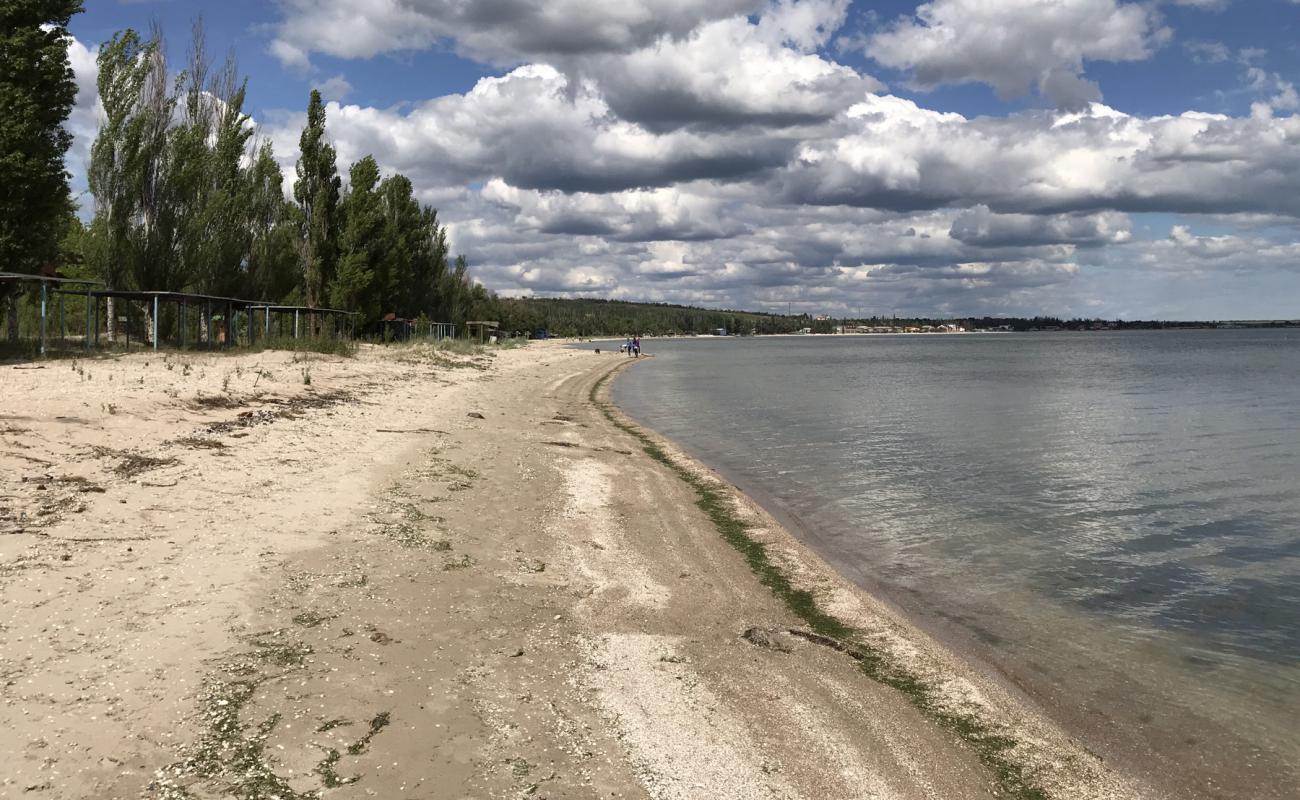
0,272,104,355
64,291,358,351
76,289,269,350
247,304,360,341
465,321,500,343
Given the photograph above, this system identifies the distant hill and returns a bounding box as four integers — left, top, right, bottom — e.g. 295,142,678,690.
496,297,810,336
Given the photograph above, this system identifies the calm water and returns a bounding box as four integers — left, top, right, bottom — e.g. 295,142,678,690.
611,331,1300,798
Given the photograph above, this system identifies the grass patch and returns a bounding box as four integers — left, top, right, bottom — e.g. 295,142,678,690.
251,335,356,357
588,366,1051,800
431,338,485,356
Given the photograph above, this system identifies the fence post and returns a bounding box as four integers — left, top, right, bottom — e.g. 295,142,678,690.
39,281,48,356
152,295,159,351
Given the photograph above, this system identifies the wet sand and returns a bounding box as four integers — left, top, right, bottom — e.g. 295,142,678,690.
2,342,1154,799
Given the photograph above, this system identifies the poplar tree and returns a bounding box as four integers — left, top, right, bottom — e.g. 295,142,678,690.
293,90,340,311
378,173,420,317
174,24,256,301
245,141,299,303
1,0,84,340
0,0,83,273
332,155,381,320
85,28,172,340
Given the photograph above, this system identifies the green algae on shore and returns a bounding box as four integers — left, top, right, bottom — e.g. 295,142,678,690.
591,364,1051,800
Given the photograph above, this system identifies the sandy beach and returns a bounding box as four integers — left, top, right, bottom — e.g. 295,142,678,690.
1,341,1157,799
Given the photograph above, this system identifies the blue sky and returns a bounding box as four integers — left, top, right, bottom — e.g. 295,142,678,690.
65,1,1300,319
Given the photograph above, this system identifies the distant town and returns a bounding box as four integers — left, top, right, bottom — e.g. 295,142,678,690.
790,315,1300,335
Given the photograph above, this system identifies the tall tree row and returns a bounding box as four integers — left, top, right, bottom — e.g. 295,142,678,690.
1,0,84,339
83,25,302,339
71,23,492,341
4,16,494,343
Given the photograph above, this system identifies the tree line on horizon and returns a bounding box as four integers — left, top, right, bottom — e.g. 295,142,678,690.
3,7,498,342
495,297,812,337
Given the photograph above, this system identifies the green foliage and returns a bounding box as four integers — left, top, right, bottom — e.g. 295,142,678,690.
294,89,340,310
85,26,177,304
378,174,447,319
246,142,301,302
495,297,810,337
332,156,381,319
251,335,355,357
80,26,320,345
0,0,84,277
70,24,494,349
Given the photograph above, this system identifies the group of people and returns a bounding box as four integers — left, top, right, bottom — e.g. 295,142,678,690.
622,336,642,357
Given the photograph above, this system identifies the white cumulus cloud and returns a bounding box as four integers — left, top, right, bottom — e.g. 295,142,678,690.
863,0,1170,108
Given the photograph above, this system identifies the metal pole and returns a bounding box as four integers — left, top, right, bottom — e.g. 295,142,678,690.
180,302,186,349
294,309,300,339
39,281,48,356
152,295,159,351
264,307,270,339
59,294,65,345
93,295,99,347
246,306,253,345
84,289,91,351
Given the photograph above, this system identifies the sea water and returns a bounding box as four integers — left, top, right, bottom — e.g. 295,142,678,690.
611,330,1300,799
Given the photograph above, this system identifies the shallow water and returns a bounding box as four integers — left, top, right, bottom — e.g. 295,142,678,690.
610,331,1300,798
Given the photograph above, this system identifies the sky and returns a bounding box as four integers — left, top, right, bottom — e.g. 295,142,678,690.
63,0,1300,320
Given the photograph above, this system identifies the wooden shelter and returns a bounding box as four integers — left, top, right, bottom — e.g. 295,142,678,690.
465,320,500,343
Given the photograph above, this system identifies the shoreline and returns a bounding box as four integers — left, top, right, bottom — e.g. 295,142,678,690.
3,342,1152,799
603,344,1299,800
593,356,1156,800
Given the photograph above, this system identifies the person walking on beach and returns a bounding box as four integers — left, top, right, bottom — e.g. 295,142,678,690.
633,336,641,357
624,337,633,356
